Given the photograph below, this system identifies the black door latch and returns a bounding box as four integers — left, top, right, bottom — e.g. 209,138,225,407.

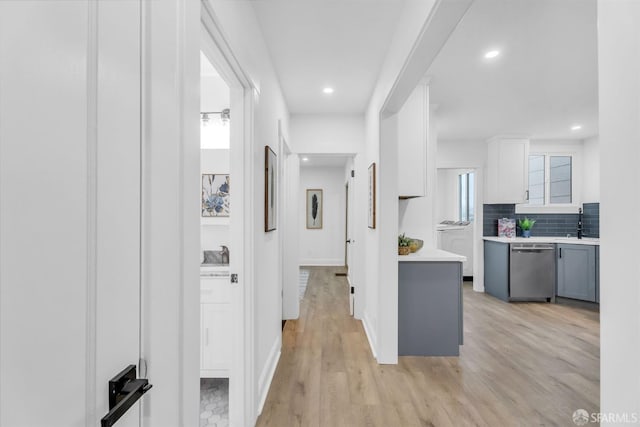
101,365,152,427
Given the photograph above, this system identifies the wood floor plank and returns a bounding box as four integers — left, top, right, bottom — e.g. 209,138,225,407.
256,266,599,426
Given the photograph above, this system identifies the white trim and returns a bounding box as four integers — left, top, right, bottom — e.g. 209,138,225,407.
362,312,378,359
256,338,281,416
84,2,98,424
200,369,229,378
300,259,345,266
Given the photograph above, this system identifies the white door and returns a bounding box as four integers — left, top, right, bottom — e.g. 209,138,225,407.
0,2,143,427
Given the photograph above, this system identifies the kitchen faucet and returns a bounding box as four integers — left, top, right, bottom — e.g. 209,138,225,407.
577,208,584,239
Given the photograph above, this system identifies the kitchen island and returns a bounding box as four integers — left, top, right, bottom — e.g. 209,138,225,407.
398,248,466,357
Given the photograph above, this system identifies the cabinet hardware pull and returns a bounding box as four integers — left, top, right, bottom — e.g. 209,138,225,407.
559,248,562,258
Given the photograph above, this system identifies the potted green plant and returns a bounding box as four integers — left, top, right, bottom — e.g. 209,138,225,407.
518,217,536,238
398,233,412,255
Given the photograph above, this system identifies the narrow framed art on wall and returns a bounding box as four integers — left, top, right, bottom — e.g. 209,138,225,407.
306,189,323,229
368,162,376,229
265,145,277,232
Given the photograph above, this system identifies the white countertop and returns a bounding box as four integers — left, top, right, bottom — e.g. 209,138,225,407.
399,248,467,262
483,236,600,246
200,265,230,277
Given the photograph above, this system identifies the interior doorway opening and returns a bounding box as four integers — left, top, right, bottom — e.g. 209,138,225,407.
295,154,356,315
436,167,477,281
199,50,232,426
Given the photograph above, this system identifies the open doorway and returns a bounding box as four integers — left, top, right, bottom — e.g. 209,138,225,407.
296,154,355,313
436,168,476,281
199,51,232,426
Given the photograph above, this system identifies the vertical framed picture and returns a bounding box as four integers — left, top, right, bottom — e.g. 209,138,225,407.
202,174,230,217
368,162,376,229
306,189,323,229
265,145,277,232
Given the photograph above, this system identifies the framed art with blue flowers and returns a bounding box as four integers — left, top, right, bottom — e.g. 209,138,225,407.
202,174,230,217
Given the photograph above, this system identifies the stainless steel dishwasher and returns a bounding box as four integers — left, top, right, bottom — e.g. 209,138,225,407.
509,243,556,301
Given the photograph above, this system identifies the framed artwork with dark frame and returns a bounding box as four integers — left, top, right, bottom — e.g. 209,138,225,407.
265,145,277,232
306,189,323,229
368,162,376,229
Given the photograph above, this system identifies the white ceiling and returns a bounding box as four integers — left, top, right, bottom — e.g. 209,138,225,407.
300,154,351,168
427,0,598,141
252,0,405,114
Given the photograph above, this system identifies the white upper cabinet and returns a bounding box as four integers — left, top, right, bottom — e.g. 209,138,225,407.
485,138,530,204
398,84,428,198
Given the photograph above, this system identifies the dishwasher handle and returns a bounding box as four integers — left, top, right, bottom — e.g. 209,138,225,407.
511,245,556,252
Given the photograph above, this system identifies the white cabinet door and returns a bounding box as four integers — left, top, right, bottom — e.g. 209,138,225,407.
398,84,428,198
201,303,232,377
200,276,231,378
486,138,530,203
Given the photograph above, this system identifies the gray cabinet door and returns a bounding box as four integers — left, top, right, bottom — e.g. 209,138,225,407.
557,244,596,302
483,241,509,302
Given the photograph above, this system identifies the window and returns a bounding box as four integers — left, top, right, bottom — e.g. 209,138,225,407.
528,155,572,205
458,172,475,221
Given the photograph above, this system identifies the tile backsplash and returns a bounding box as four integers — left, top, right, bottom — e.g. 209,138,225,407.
483,203,600,238
583,203,600,238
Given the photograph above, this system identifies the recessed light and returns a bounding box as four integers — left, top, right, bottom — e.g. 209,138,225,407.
302,157,309,162
484,50,500,59
323,87,334,94
571,125,582,131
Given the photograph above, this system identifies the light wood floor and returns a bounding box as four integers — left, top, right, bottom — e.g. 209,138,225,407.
256,267,599,426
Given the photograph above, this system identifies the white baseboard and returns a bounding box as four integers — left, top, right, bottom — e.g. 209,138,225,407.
300,258,344,266
256,338,281,416
362,312,377,359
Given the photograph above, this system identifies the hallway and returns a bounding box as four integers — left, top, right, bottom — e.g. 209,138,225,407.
257,267,599,426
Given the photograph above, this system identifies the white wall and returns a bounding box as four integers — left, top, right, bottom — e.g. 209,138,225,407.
201,149,230,254
362,0,472,364
290,114,364,154
281,151,300,320
598,0,640,421
437,140,488,169
299,166,347,266
582,136,600,203
437,169,461,222
363,0,439,364
207,0,290,420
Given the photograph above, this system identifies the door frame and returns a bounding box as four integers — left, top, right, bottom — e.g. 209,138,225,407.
198,3,256,425
345,181,349,269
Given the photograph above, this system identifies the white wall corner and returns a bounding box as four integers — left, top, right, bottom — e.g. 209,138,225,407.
362,312,378,360
256,337,282,416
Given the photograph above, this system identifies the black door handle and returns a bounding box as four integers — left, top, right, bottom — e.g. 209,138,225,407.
346,239,351,243
101,365,152,427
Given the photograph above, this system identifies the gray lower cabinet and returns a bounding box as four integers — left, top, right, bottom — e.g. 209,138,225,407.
556,244,597,302
483,240,509,302
398,261,463,356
